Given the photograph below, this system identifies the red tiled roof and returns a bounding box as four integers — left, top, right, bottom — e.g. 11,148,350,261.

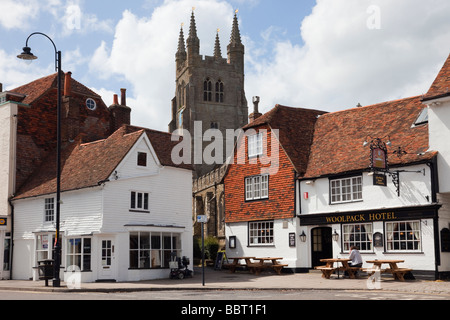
244,105,327,175
14,125,192,200
303,96,436,179
10,72,100,105
423,53,450,101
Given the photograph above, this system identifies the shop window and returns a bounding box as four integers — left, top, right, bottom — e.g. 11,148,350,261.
249,221,274,246
129,232,181,269
36,233,56,264
66,237,91,271
385,221,421,251
343,223,373,252
245,175,269,201
330,176,362,204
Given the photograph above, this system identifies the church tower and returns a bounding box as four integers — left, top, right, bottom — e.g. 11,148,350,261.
169,10,248,178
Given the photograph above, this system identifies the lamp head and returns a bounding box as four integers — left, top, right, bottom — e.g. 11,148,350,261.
17,47,38,61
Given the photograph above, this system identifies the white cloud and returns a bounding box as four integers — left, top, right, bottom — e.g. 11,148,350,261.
0,0,39,30
245,0,450,114
89,0,235,131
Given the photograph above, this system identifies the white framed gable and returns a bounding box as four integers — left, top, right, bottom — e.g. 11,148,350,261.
111,132,162,181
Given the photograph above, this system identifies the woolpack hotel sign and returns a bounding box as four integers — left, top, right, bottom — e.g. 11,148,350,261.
299,205,439,226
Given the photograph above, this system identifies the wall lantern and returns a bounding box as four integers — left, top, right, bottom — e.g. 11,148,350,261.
299,231,307,243
332,230,339,242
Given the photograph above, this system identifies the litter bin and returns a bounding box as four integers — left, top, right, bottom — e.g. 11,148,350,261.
38,260,54,287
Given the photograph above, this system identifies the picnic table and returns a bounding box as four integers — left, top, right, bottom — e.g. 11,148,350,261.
247,257,288,275
224,257,255,273
315,258,360,279
363,260,412,281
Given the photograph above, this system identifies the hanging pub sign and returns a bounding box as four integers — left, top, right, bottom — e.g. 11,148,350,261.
373,173,387,186
372,147,387,170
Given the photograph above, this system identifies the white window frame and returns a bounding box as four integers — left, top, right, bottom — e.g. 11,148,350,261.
248,133,263,158
342,223,373,252
130,191,150,212
385,220,422,252
66,237,92,271
35,233,55,265
249,221,274,246
245,175,269,201
330,176,362,204
44,198,55,223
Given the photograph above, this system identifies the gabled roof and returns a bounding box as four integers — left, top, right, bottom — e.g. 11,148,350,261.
303,96,436,179
14,125,192,200
244,104,327,175
423,53,450,101
10,72,100,105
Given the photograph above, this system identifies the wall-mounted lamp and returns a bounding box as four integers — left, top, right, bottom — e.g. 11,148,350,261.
299,231,307,243
332,230,339,242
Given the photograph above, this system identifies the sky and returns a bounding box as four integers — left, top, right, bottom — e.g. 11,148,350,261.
1,0,450,132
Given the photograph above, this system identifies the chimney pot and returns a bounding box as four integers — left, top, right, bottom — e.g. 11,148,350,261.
64,72,72,96
249,96,262,122
113,94,119,105
120,88,127,106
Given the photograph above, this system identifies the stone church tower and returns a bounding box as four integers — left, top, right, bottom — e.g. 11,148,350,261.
169,11,248,178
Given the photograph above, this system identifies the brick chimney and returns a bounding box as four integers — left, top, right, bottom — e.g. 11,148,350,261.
109,89,131,132
249,96,262,122
64,72,72,96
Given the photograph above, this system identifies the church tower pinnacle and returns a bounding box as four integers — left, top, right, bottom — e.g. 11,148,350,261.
227,10,244,73
186,9,200,62
176,25,187,69
214,30,222,59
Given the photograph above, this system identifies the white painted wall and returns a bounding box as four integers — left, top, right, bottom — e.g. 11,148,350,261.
0,101,18,218
427,97,450,193
301,164,432,215
225,218,300,269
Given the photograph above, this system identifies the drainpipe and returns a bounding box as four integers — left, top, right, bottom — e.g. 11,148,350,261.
7,197,14,280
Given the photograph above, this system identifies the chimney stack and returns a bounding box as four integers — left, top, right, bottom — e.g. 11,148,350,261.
120,88,127,106
109,89,131,133
249,96,262,122
64,72,72,96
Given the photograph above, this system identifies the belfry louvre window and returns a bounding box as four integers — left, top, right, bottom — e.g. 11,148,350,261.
215,80,224,103
203,78,212,102
330,176,362,204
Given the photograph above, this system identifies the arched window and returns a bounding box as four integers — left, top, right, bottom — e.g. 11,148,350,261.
215,80,224,103
203,78,212,102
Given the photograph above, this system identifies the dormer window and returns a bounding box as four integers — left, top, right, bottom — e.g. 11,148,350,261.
414,108,428,126
137,152,147,167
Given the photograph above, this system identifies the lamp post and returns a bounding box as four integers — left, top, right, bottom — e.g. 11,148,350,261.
18,32,62,287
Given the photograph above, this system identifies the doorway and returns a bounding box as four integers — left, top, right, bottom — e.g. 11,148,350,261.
98,238,115,281
311,227,332,267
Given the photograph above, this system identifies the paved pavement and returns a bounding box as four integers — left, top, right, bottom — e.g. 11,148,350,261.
0,267,449,296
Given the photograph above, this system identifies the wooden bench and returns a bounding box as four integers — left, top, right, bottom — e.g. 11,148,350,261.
247,263,288,275
315,266,336,279
271,264,288,275
385,268,413,281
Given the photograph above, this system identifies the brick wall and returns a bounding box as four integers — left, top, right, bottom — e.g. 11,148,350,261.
224,125,296,223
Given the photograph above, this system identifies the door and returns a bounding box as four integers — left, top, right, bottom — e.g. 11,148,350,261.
311,227,333,267
98,239,115,280
0,231,11,280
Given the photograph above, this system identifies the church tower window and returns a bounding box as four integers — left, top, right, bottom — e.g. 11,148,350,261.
204,78,212,102
216,80,224,103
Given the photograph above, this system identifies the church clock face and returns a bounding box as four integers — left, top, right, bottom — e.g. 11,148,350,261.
86,98,97,111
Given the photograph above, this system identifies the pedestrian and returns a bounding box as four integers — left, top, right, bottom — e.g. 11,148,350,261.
345,246,363,277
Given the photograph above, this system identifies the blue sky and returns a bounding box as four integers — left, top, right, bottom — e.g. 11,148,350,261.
1,0,450,131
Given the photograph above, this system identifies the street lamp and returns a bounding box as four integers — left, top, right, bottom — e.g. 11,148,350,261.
18,32,62,288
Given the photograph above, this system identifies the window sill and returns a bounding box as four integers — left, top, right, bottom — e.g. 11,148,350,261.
129,209,150,213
